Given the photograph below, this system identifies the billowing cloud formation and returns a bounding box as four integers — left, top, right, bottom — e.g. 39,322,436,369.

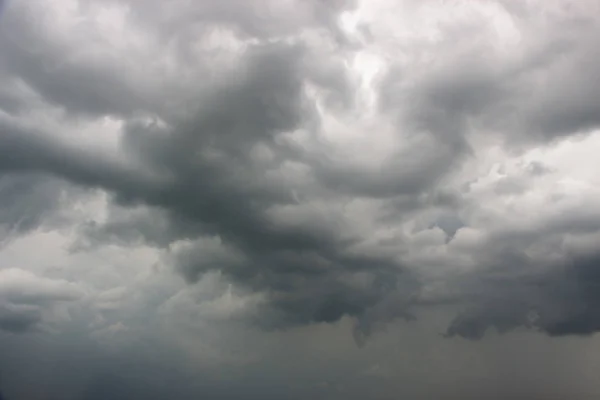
2,0,600,397
1,0,600,340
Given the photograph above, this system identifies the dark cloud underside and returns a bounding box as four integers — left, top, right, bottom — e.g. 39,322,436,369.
2,1,600,398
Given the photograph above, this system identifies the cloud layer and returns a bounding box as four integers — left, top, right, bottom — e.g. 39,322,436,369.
2,0,600,398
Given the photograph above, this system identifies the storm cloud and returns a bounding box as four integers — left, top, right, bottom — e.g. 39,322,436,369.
2,0,600,398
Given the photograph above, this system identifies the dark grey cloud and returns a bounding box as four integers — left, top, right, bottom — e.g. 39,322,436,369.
0,269,84,333
1,0,600,344
0,304,41,333
446,250,600,340
2,1,600,398
0,12,417,338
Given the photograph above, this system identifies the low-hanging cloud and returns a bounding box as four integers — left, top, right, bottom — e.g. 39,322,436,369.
1,2,600,387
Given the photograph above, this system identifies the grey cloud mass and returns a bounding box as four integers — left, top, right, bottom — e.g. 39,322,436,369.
2,0,600,398
0,268,84,333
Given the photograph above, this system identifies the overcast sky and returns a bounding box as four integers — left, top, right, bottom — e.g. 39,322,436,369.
2,0,600,398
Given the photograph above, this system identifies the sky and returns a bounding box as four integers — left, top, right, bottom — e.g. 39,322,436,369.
1,0,600,398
